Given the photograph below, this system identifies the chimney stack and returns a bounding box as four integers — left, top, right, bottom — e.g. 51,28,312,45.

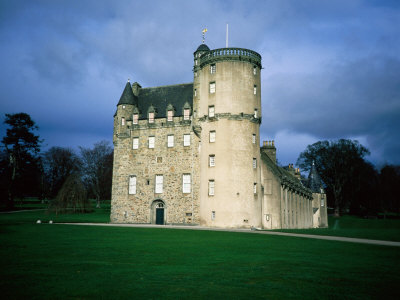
261,140,276,164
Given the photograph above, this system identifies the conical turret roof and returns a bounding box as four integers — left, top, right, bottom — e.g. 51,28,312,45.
117,81,137,106
308,162,323,193
195,44,210,52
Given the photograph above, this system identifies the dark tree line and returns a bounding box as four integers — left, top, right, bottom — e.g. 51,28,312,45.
297,139,400,217
0,113,113,211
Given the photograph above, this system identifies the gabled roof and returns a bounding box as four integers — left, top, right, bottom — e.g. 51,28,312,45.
261,151,312,197
117,82,138,106
137,83,193,119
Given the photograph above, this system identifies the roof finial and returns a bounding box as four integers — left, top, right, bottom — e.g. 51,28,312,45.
127,78,130,83
202,27,208,44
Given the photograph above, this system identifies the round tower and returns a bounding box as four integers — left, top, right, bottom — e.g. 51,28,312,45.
194,46,262,228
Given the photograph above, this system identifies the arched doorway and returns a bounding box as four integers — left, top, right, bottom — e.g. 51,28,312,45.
151,200,165,225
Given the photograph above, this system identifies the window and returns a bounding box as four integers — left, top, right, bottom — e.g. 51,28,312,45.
133,137,139,149
209,180,215,196
254,109,258,118
167,110,173,122
184,108,190,120
208,106,215,117
254,183,257,194
211,211,215,220
252,134,256,144
194,89,197,97
183,134,190,146
121,117,125,126
149,136,155,149
148,112,154,123
210,64,216,74
128,175,136,195
253,66,257,75
253,158,257,169
133,114,138,125
209,130,216,143
254,85,257,95
209,82,216,94
183,174,191,193
321,199,325,207
167,135,174,148
155,175,163,193
195,59,198,66
209,155,215,167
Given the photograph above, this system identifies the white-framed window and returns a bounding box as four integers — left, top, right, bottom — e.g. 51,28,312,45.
133,137,139,149
254,85,257,95
209,155,215,167
209,130,216,143
253,183,257,194
148,112,154,123
208,106,215,117
128,175,136,195
194,89,197,97
183,174,191,193
167,110,173,122
167,135,174,148
209,82,216,94
184,108,190,120
121,117,125,126
252,134,256,144
155,175,163,193
254,109,258,118
133,114,139,125
211,211,215,220
148,136,155,149
183,134,191,146
209,180,215,196
253,66,257,75
210,64,216,74
253,158,257,169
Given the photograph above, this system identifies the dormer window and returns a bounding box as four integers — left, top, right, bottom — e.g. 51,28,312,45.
184,108,190,120
167,110,173,122
133,114,138,125
148,112,154,123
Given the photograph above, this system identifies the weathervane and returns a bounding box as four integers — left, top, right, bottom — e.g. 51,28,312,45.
202,28,208,44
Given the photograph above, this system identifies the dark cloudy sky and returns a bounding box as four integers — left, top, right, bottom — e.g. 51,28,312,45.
1,0,399,167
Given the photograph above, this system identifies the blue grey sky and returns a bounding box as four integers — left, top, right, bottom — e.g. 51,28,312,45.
1,0,399,167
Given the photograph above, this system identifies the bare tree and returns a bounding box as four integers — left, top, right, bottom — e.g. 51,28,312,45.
80,141,113,208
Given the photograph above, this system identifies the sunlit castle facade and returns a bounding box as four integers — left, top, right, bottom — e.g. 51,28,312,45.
111,42,328,229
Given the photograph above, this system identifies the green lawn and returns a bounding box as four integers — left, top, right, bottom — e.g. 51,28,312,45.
274,215,400,242
1,211,400,299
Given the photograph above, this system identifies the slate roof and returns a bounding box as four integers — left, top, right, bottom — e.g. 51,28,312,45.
308,162,323,193
195,44,210,52
137,83,193,119
260,151,312,197
117,81,138,106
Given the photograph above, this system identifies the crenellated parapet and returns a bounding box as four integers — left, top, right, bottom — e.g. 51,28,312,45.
199,47,262,69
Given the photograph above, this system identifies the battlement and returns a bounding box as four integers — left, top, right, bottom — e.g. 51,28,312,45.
199,47,262,68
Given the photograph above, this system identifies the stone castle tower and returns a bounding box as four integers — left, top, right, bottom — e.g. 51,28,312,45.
110,41,326,229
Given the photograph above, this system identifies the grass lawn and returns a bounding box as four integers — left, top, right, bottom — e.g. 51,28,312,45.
1,211,400,299
274,215,400,242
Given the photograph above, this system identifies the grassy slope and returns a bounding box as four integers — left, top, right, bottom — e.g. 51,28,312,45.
1,211,400,299
274,216,400,242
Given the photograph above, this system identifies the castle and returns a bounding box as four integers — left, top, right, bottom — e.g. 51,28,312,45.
110,42,328,229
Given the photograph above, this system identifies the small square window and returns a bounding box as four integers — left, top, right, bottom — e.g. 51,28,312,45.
209,82,216,94
183,134,191,146
133,137,139,149
209,155,215,167
149,136,155,149
211,210,215,220
167,135,174,148
148,112,154,123
210,64,216,74
208,106,215,118
157,157,162,163
209,131,216,143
